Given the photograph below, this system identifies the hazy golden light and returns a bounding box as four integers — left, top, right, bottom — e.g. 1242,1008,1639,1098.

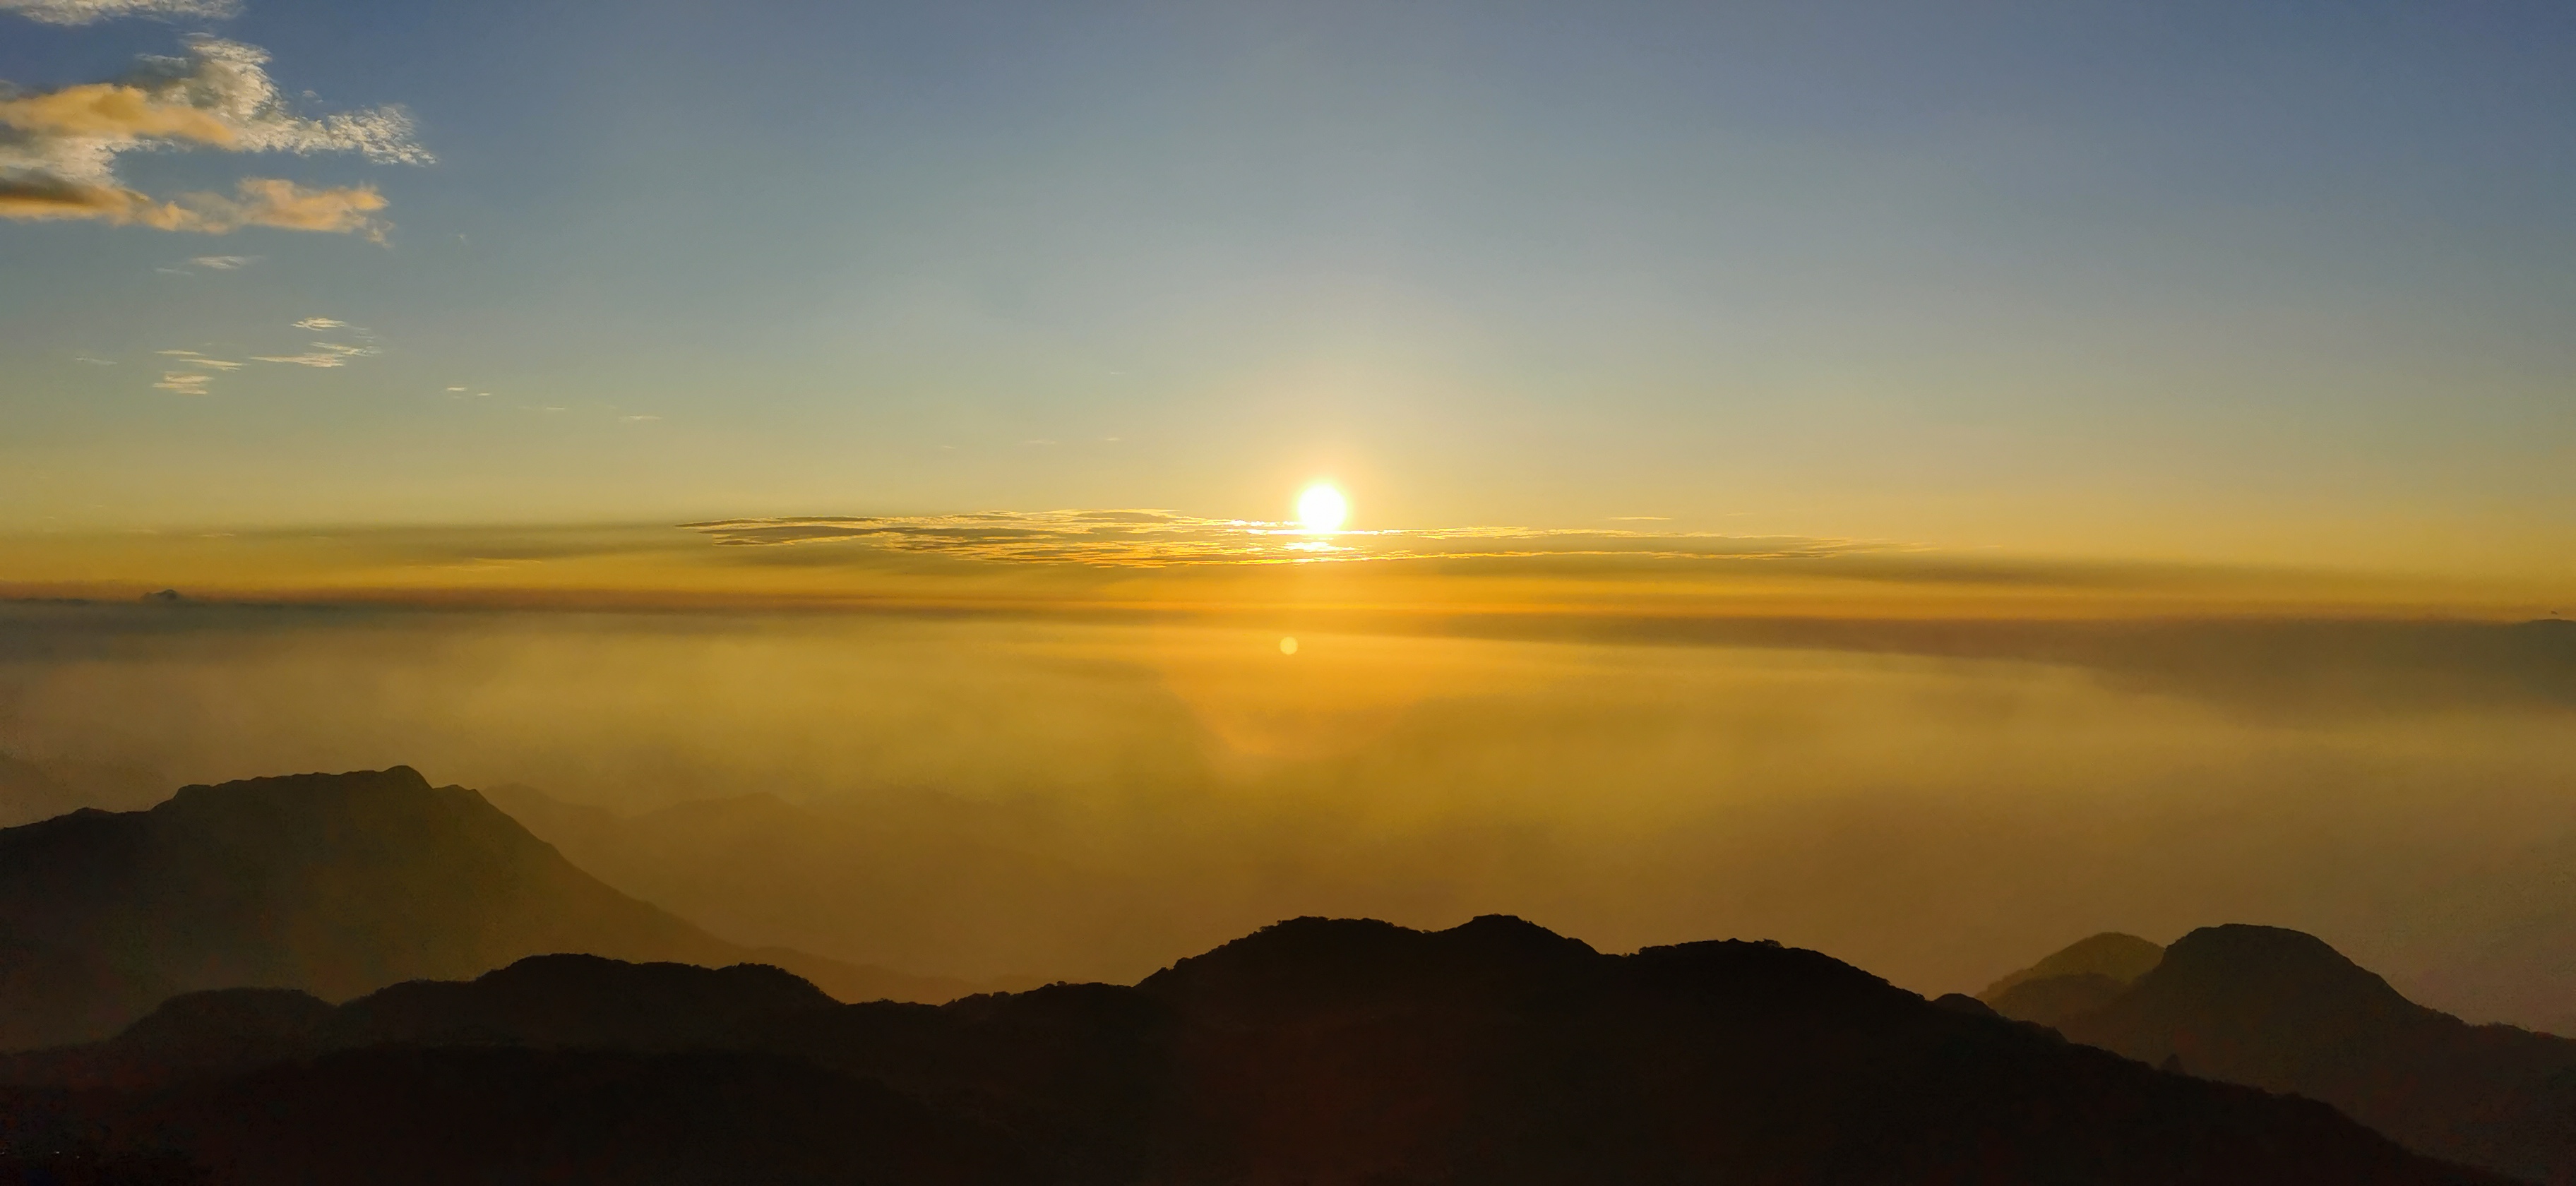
1280,636,1299,655
1296,484,1348,534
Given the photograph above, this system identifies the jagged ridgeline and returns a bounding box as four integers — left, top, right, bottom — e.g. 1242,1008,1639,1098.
0,919,2510,1185
0,769,2524,1185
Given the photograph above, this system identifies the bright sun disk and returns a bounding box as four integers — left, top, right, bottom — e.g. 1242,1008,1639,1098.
1296,484,1348,533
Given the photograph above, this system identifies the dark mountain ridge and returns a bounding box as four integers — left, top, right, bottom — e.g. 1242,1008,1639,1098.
0,767,979,1048
0,917,2512,1185
0,955,847,1091
1992,923,2576,1185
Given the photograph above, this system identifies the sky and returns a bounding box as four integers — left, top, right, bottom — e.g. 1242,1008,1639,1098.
6,3,2576,1015
2,0,2572,613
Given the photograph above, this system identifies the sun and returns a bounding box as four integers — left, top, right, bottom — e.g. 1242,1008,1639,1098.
1296,483,1348,533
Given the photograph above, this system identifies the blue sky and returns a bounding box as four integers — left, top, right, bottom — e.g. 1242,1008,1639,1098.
4,1,2572,582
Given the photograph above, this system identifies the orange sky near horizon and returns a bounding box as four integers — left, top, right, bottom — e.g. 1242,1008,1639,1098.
1,513,2562,625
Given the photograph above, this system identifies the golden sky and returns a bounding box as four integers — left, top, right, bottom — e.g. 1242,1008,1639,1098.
2,509,2562,623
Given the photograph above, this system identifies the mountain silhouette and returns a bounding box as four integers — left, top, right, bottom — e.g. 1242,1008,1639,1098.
0,916,2512,1185
1998,923,2576,1184
0,767,982,1048
1982,931,2164,998
0,954,845,1091
1981,931,2166,1028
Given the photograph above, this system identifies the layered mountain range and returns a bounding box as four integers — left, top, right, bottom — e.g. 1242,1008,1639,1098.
0,767,982,1048
1986,926,2576,1184
0,921,2508,1185
0,765,2562,1184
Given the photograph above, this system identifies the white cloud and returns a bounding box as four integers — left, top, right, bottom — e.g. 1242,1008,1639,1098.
290,316,345,330
0,0,239,25
251,340,376,368
189,253,253,269
621,414,661,422
157,350,240,370
0,37,429,238
149,345,241,395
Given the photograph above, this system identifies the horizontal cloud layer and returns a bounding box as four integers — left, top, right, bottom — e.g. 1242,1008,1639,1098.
0,36,426,236
682,511,1877,568
0,0,236,25
0,512,2539,624
251,339,376,367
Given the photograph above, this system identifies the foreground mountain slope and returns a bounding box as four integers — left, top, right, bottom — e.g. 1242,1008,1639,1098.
0,917,2512,1185
2051,924,2576,1185
1128,917,2496,1185
0,767,975,1048
2,1047,1029,1186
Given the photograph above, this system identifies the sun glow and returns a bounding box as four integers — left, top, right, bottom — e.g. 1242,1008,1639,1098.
1296,484,1348,534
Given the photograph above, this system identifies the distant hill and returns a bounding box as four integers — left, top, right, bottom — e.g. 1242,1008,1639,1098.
1982,931,2164,998
1994,923,2576,1185
0,954,845,1090
0,767,982,1048
1980,931,2165,1028
0,917,2510,1185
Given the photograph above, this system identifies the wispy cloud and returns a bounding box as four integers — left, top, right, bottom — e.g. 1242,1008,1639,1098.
154,348,239,369
148,347,239,394
251,340,375,367
681,510,1880,568
155,253,256,275
290,316,345,330
0,0,238,25
73,354,114,365
0,36,428,238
